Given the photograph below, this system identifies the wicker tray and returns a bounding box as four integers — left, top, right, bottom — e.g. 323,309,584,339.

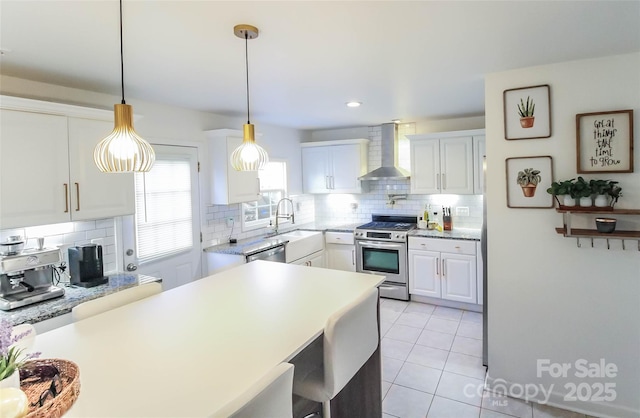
20,359,80,418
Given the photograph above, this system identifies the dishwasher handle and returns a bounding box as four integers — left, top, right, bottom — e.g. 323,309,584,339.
245,244,286,263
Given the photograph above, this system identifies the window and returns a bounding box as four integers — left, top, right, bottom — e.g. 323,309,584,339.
242,161,287,231
135,157,193,262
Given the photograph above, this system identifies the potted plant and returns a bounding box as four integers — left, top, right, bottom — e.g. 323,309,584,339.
517,96,535,128
516,168,541,197
590,179,611,207
607,181,623,208
546,179,576,206
573,177,593,207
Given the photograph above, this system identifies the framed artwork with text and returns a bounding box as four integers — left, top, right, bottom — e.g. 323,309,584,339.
576,109,634,173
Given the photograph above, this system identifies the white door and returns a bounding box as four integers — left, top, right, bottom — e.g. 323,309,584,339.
301,147,330,193
440,137,474,195
122,145,202,290
410,139,440,194
441,254,476,303
68,117,135,221
0,110,70,228
330,144,361,192
408,250,440,297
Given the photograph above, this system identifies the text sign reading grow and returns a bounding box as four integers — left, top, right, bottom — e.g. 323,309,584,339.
577,109,634,173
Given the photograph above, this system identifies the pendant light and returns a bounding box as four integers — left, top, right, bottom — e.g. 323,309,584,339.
230,24,269,171
94,0,155,173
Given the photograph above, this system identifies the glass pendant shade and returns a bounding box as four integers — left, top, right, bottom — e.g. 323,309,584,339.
94,104,155,173
231,123,269,171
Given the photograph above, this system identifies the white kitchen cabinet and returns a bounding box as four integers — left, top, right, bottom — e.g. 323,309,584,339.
408,129,485,195
205,129,260,204
301,139,368,194
0,102,135,229
291,250,325,268
68,117,135,221
473,135,486,195
325,231,356,271
476,241,483,306
408,237,477,304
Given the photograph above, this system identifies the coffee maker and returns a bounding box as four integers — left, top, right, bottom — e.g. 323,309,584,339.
0,248,65,310
68,244,108,288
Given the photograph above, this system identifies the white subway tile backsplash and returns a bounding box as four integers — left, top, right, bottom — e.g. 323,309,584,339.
86,229,106,240
73,221,96,232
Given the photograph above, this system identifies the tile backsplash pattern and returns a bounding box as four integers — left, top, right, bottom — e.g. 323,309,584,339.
203,194,316,247
0,219,118,272
314,124,483,229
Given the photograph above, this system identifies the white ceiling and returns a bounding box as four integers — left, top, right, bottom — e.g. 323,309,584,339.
1,1,639,130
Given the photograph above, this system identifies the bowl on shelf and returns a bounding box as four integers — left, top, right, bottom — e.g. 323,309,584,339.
595,218,617,233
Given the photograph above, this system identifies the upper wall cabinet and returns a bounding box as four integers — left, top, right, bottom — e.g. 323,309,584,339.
205,129,260,205
0,97,135,229
301,139,368,194
473,135,486,195
408,129,485,195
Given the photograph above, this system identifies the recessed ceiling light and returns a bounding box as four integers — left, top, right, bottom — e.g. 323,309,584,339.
346,101,361,108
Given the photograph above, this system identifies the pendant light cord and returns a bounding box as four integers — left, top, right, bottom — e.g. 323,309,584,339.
245,32,250,124
119,0,126,105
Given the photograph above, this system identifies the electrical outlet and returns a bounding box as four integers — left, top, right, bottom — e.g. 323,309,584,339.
455,207,469,217
226,217,234,228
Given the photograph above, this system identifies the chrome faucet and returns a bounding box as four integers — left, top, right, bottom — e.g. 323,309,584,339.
274,198,295,234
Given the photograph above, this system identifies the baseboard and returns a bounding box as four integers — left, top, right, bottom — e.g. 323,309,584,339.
410,294,483,313
484,374,639,418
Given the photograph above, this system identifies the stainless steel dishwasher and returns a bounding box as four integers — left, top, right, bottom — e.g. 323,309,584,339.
245,243,286,263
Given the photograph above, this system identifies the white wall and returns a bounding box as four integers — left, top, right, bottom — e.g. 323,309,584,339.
485,53,640,418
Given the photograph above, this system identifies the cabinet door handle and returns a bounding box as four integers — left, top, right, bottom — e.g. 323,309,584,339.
442,259,446,277
75,182,80,211
437,174,440,190
442,173,446,190
63,183,69,213
352,249,355,265
436,257,439,275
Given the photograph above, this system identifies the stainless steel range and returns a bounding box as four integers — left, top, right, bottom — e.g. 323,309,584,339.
354,214,417,301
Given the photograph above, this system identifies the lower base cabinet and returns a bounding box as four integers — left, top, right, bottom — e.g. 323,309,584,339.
408,237,477,304
291,250,326,268
325,232,356,271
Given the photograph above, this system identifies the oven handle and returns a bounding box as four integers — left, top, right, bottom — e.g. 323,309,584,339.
357,240,404,249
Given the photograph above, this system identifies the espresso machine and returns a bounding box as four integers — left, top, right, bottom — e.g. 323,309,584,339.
0,248,65,311
68,244,108,288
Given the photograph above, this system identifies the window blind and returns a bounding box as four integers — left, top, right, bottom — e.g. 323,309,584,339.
135,158,193,263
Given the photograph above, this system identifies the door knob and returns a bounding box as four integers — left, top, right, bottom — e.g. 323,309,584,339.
126,263,138,272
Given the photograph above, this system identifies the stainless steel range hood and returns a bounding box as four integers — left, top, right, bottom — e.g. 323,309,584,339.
358,123,410,180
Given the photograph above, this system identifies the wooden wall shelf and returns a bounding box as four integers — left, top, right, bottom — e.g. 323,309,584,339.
555,208,640,250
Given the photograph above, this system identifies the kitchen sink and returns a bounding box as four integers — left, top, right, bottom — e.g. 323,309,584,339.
277,230,324,263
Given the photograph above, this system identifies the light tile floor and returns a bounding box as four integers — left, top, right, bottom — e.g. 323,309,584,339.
379,298,596,418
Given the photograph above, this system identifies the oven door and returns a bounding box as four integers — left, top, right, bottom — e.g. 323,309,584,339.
355,240,407,285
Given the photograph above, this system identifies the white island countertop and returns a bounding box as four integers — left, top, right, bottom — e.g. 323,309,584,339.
32,261,384,417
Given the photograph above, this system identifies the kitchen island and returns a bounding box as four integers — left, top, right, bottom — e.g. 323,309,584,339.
31,261,384,417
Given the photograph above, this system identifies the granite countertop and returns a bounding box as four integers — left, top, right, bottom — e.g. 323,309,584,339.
409,227,482,241
204,221,361,256
0,273,162,326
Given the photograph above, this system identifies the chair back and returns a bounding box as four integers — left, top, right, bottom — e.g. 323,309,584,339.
323,287,379,398
212,363,294,418
72,282,162,321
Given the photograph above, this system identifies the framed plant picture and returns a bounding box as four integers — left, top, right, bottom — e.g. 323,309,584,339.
506,156,554,208
503,84,551,140
576,109,634,173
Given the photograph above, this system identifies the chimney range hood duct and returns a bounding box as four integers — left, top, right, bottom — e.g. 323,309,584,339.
358,123,410,180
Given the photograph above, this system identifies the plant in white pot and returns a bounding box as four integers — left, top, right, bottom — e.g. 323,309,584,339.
546,179,576,207
0,319,39,389
574,177,593,207
590,179,611,207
